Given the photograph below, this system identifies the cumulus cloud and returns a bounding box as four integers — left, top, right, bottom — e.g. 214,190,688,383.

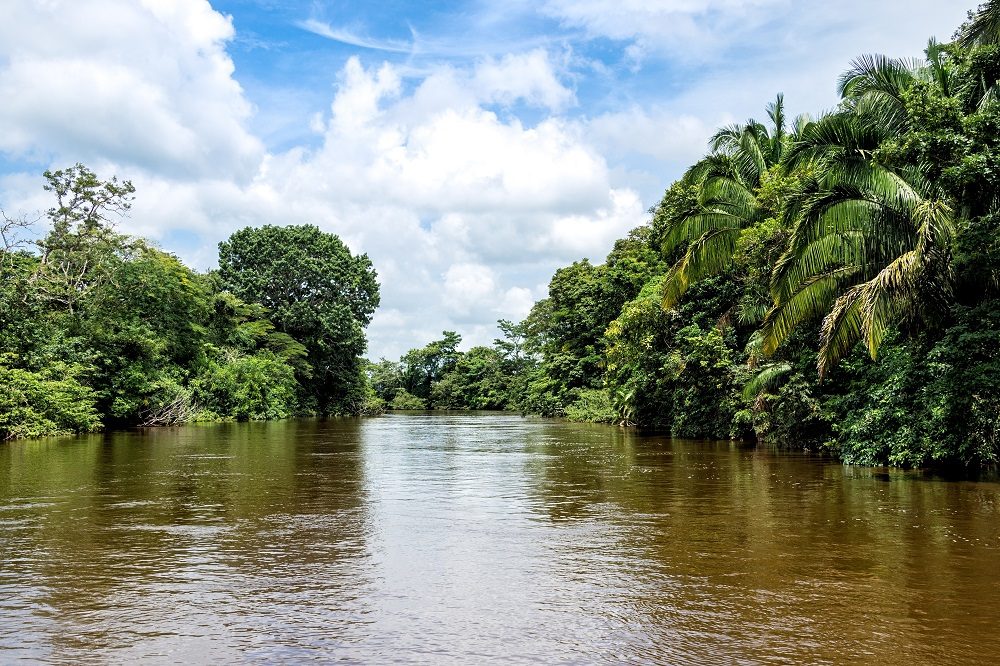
539,0,972,199
1,0,969,360
0,4,642,358
472,50,576,111
443,263,498,315
586,107,725,164
246,55,639,355
0,0,263,180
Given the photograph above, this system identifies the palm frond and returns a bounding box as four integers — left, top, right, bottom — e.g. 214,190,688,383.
816,284,866,378
838,53,921,101
700,176,756,211
762,266,859,356
662,227,740,310
783,112,885,170
958,0,1000,47
766,93,786,150
742,362,793,402
661,210,742,255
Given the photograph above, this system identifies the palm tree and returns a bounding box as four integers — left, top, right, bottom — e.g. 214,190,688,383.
958,1,1000,47
660,95,806,312
760,50,959,377
764,164,955,376
836,39,958,135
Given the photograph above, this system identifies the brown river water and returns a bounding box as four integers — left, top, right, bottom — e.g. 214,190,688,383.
1,413,999,664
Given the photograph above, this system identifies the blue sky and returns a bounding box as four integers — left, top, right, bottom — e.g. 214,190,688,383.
0,0,972,359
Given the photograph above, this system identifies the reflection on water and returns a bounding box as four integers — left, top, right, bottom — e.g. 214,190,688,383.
1,414,999,664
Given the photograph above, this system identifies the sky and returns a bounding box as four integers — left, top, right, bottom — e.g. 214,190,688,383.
0,0,973,360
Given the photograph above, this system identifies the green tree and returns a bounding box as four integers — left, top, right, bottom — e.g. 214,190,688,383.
192,351,299,422
661,95,805,310
761,41,994,376
532,259,614,404
366,357,405,402
32,164,137,314
81,245,213,424
218,225,379,414
0,361,101,440
400,331,462,404
431,346,510,410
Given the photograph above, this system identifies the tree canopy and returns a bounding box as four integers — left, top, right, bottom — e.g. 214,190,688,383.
218,224,380,414
0,166,382,439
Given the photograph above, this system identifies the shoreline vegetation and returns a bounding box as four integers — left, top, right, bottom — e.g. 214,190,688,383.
1,164,382,441
3,4,1000,470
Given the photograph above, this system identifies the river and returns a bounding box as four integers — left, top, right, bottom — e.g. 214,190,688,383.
1,413,999,664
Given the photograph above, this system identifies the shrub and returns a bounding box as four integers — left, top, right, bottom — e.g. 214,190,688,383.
0,362,101,439
192,351,298,421
565,388,619,424
389,389,426,410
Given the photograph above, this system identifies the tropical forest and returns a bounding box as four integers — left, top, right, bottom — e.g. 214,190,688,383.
3,7,1000,474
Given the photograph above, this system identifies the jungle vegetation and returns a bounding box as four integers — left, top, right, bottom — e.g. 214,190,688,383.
5,4,1000,470
0,164,381,440
379,5,1000,468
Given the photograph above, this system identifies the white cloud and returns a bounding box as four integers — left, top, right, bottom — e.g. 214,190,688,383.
541,0,786,59
472,50,576,111
586,106,726,164
541,0,967,64
296,19,413,53
498,287,536,321
0,10,639,359
538,0,973,202
541,189,645,257
1,0,974,360
0,0,263,180
443,263,498,315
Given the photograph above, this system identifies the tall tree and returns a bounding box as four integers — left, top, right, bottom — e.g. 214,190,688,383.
761,46,965,376
218,225,379,413
31,164,137,314
660,95,805,310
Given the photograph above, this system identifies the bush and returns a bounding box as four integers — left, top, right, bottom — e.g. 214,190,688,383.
921,302,1000,466
827,342,930,467
827,301,1000,467
358,393,386,416
192,351,298,421
138,377,203,426
0,362,101,439
666,324,737,439
565,388,619,424
389,389,426,410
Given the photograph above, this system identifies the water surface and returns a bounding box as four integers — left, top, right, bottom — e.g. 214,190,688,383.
2,414,999,664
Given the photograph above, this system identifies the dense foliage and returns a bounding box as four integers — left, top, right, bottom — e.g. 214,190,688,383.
391,5,1000,469
0,165,380,440
6,4,1000,471
218,225,379,414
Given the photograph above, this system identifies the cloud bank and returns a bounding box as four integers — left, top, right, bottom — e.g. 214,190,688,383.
0,0,643,358
0,0,975,358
